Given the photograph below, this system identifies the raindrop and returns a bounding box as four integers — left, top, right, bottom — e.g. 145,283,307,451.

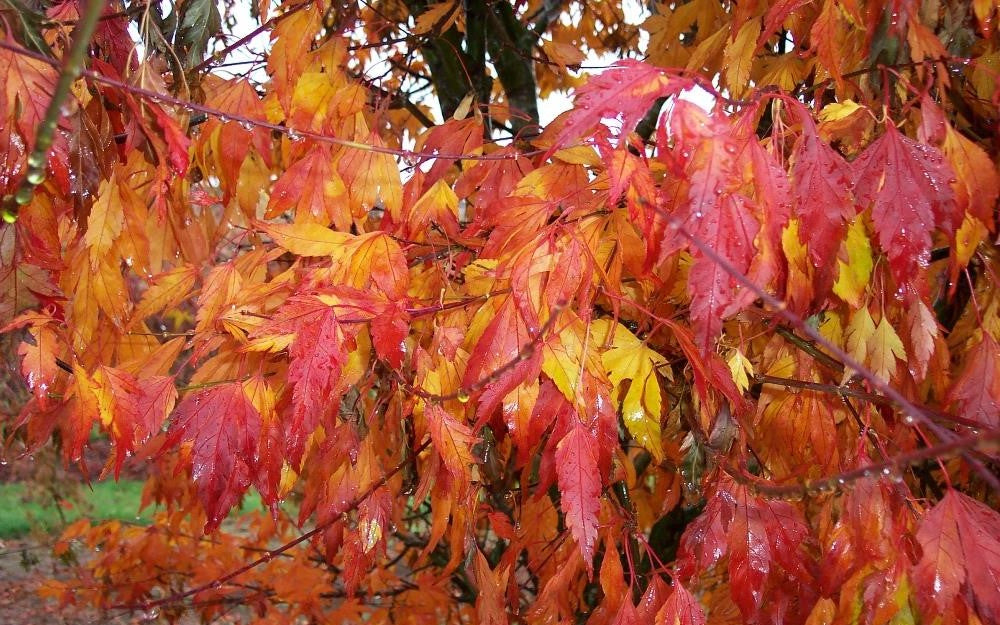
881,467,892,476
287,129,303,141
456,389,470,403
240,120,254,131
902,415,915,425
183,217,192,226
218,115,230,123
125,257,134,267
14,187,33,205
27,152,47,169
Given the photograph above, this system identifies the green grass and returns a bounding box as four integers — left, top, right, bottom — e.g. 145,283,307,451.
0,480,152,538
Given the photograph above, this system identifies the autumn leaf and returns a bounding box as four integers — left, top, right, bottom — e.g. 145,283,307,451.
791,113,856,292
947,333,1000,429
265,146,349,228
831,218,873,307
669,102,760,351
548,60,685,153
165,382,261,532
255,220,353,257
130,264,199,328
84,175,127,269
284,301,353,465
424,403,477,483
655,581,706,625
723,19,760,98
594,319,667,462
914,490,1000,622
852,123,958,292
869,316,906,383
556,419,602,573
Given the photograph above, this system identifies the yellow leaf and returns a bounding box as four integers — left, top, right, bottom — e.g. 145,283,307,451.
414,2,460,35
758,53,808,92
781,219,814,311
970,48,999,104
686,26,728,76
723,19,760,98
194,262,243,334
85,176,126,269
954,215,989,271
542,320,588,404
869,317,906,383
833,218,873,307
844,306,875,381
542,39,585,68
595,319,667,461
818,99,863,123
255,220,353,256
463,259,499,296
727,349,754,394
130,265,198,329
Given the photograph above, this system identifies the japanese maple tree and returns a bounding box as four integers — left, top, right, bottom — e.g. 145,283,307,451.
1,0,999,623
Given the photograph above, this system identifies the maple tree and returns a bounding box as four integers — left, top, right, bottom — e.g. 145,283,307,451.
2,0,1000,623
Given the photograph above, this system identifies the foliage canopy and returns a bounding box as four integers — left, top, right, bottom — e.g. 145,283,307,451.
1,0,1000,623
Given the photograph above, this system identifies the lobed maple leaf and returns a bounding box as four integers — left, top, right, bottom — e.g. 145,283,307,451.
790,113,856,296
914,490,1000,622
947,333,1000,429
284,301,353,466
852,123,958,293
547,60,686,155
164,382,261,532
677,482,812,620
667,102,760,352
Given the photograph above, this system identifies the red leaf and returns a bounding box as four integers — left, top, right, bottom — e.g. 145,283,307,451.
165,383,261,532
686,193,759,352
677,482,812,617
852,123,958,292
286,303,352,465
133,375,177,445
947,334,1000,429
150,105,191,177
412,118,484,190
668,102,760,352
264,145,349,229
654,581,706,625
790,114,855,290
757,0,813,50
425,403,477,481
914,490,1000,622
555,419,602,574
548,60,685,155
728,498,771,616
